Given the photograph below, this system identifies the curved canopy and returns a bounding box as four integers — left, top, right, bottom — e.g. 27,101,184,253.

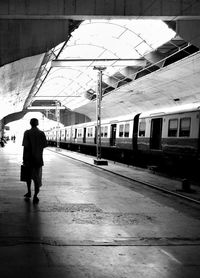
32,19,175,111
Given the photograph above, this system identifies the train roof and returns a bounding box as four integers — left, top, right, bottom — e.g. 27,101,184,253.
139,103,200,118
45,103,200,131
69,113,139,128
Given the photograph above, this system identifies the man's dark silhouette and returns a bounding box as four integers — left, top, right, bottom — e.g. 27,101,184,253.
22,118,47,203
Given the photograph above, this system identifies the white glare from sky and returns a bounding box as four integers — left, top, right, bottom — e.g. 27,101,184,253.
38,19,176,110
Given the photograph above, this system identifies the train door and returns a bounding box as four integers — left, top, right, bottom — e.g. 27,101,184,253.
110,124,117,146
56,130,60,141
74,128,77,142
150,118,163,149
94,126,97,144
198,111,200,157
83,128,86,143
132,113,140,150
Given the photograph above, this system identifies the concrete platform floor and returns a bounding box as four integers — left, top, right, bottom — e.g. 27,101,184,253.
0,141,200,278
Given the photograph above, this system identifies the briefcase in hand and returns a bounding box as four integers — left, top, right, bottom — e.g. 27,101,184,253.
20,165,31,182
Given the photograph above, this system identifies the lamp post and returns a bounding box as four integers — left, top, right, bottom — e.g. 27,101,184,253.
93,66,108,166
55,100,60,150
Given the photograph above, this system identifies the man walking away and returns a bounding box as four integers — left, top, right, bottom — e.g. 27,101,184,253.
22,118,47,203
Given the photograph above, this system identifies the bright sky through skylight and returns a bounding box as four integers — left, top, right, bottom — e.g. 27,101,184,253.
38,19,176,110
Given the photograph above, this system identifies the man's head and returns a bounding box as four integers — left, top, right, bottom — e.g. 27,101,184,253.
30,118,39,127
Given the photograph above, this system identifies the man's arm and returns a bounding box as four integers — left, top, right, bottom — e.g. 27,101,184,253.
42,132,48,148
22,130,29,147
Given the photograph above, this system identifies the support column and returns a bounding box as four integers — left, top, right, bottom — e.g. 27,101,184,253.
56,101,61,150
93,66,108,166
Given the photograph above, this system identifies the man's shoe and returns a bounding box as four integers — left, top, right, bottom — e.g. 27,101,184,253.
24,193,31,198
33,196,39,204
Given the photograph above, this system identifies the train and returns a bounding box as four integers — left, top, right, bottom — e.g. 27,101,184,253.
45,104,200,178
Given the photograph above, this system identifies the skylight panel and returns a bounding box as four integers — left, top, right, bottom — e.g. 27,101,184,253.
135,42,152,56
69,81,83,92
119,30,143,47
57,68,81,79
59,44,104,60
104,67,121,76
77,74,93,84
109,19,132,27
37,19,176,111
75,22,124,39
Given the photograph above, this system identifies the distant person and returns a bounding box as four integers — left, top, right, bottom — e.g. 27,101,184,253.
13,135,16,143
22,118,47,203
0,136,6,147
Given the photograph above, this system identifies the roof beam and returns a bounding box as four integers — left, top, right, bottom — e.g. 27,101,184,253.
1,0,200,20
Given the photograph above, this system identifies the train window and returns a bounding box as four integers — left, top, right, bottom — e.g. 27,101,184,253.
101,126,104,137
87,127,93,137
124,123,130,137
104,126,108,137
139,121,146,137
101,126,108,137
78,129,82,137
66,129,70,138
61,131,65,139
53,131,56,140
168,119,178,137
179,117,191,137
56,130,59,140
119,124,124,137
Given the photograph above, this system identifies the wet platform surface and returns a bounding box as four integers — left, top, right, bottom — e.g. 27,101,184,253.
0,141,200,278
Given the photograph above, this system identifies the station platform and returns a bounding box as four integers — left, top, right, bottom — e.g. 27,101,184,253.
48,147,200,203
0,141,200,278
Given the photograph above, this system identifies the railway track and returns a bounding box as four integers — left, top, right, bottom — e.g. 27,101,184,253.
47,148,200,206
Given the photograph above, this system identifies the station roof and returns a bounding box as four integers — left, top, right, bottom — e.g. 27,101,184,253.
1,19,200,123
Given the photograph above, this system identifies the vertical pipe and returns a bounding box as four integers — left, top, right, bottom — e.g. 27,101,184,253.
56,101,60,149
94,66,106,163
96,69,102,160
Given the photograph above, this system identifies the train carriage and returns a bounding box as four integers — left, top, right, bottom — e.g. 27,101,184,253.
45,104,200,174
137,108,200,157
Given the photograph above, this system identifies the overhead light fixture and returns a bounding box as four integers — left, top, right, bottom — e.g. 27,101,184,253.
32,96,81,99
51,58,145,68
27,106,66,110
